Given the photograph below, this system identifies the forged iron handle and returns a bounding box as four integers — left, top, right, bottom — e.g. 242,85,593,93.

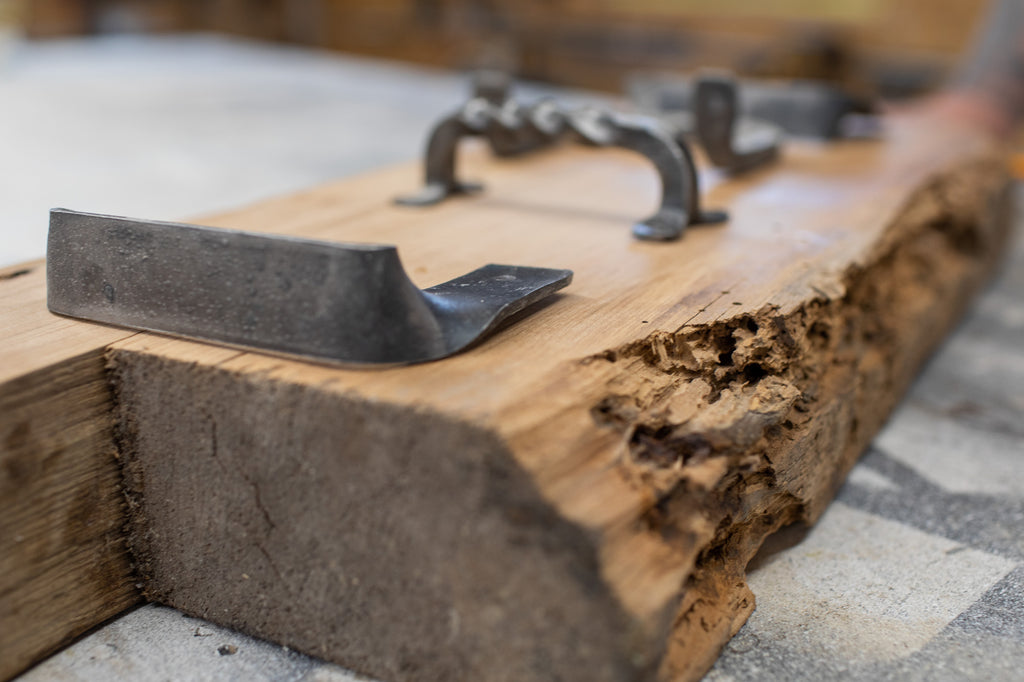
395,98,727,241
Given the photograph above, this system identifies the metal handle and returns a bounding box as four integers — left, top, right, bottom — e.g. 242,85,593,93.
47,209,572,365
395,98,727,241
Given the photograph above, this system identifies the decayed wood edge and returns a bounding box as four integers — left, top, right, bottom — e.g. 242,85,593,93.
102,153,1014,682
663,162,1018,679
0,350,141,680
528,157,1014,680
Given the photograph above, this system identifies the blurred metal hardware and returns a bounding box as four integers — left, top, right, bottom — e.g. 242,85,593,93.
472,68,513,107
691,73,781,173
471,69,780,173
631,73,877,140
396,97,727,241
470,69,559,157
46,208,572,365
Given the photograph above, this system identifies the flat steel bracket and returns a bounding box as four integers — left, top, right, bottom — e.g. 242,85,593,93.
46,209,572,365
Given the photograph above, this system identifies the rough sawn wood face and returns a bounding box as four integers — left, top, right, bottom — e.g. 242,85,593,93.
114,359,648,681
0,114,1011,681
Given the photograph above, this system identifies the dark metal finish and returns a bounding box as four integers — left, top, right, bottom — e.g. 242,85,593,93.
469,69,548,157
396,97,726,241
693,74,780,174
630,73,877,140
46,209,572,365
471,68,512,107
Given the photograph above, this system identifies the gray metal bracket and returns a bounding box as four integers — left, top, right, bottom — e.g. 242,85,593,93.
631,71,876,140
693,74,781,174
395,97,727,242
46,209,572,365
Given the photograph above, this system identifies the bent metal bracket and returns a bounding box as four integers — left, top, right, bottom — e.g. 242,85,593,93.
45,209,572,365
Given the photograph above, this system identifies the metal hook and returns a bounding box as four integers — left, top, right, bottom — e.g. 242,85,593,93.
46,209,572,365
693,73,780,174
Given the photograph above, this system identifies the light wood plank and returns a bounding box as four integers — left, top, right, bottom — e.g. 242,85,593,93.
0,350,140,680
0,113,1012,681
109,117,1011,680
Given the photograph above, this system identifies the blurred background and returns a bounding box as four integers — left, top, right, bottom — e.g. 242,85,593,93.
0,0,994,265
10,0,991,96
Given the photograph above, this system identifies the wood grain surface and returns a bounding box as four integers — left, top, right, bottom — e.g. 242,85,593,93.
0,113,1012,681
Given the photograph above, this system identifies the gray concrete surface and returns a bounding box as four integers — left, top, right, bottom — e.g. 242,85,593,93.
8,34,1023,681
0,33,465,268
0,33,601,268
19,604,365,682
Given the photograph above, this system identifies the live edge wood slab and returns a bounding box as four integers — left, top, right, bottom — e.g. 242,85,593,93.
0,114,1013,682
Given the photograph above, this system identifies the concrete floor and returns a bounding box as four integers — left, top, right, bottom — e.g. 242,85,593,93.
7,35,1024,681
0,33,599,268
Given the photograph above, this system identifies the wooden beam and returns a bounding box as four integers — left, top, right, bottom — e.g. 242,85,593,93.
0,268,141,679
0,113,1012,680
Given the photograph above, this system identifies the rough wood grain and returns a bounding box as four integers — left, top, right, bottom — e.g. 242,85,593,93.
107,117,1011,680
0,257,143,680
0,350,141,680
0,113,1011,681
